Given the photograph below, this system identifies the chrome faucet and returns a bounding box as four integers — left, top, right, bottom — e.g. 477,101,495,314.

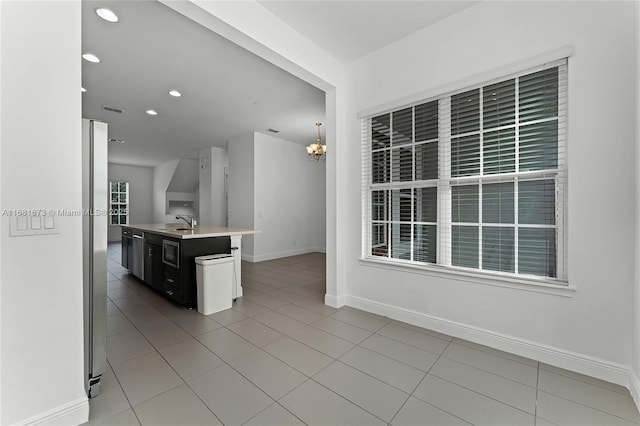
175,215,197,228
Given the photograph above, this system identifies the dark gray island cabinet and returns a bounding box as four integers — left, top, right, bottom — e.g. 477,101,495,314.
120,224,257,308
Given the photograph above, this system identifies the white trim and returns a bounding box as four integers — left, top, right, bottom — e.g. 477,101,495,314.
360,257,574,297
15,397,88,426
357,45,575,119
631,370,640,413
324,293,345,308
345,294,631,388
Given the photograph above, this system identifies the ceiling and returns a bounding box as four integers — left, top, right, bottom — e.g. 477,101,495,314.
82,0,326,167
259,1,479,64
82,1,479,168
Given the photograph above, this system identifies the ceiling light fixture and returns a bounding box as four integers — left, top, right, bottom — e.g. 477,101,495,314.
168,89,181,97
146,109,158,116
82,53,101,63
95,8,119,23
306,122,326,162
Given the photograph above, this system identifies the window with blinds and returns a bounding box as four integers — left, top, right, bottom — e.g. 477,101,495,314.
362,59,567,282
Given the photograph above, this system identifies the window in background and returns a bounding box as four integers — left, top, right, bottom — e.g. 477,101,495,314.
109,181,129,225
362,59,567,283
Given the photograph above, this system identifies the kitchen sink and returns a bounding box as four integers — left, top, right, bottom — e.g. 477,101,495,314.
158,227,193,231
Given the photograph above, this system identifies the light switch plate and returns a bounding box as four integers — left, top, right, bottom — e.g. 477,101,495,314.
10,214,58,236
31,216,42,230
16,216,28,231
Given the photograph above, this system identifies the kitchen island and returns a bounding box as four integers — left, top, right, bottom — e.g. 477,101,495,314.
121,224,258,308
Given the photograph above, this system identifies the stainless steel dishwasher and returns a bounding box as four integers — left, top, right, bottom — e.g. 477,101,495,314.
132,230,144,280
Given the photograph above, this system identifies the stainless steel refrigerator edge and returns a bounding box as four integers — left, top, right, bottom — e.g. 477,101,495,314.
82,119,108,398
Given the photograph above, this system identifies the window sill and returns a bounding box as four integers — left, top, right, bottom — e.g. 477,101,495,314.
359,257,575,297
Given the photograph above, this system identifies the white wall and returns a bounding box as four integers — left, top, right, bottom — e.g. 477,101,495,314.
253,132,326,261
152,159,179,223
165,158,198,223
0,1,88,424
198,147,228,226
227,132,326,262
344,1,637,386
160,0,343,314
107,163,153,241
228,133,255,257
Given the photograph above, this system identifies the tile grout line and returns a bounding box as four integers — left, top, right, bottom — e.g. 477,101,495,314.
426,371,536,418
97,358,143,426
108,277,229,425
134,299,267,425
227,259,328,424
535,388,640,424
307,315,378,339
240,400,308,426
158,300,320,426
452,338,539,368
109,250,322,424
335,348,426,396
303,359,398,425
218,301,410,425
110,250,640,425
389,320,458,342
370,327,453,357
534,361,540,425
539,364,638,397
322,357,414,400
391,339,473,426
437,348,538,389
356,336,438,373
112,253,473,425
102,293,169,426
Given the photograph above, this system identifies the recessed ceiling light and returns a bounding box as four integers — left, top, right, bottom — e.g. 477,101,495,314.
82,53,100,63
146,109,158,116
95,8,118,23
81,87,86,93
168,89,181,97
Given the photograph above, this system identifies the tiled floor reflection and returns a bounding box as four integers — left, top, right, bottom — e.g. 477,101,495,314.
87,243,640,425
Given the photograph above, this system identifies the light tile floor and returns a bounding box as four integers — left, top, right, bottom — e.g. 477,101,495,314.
88,243,640,426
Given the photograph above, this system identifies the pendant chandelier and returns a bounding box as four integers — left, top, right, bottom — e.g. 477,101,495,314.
306,122,326,162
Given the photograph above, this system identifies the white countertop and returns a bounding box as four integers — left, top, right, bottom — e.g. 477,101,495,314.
123,224,259,239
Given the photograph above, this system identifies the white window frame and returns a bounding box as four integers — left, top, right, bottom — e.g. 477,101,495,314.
361,59,568,287
109,181,129,225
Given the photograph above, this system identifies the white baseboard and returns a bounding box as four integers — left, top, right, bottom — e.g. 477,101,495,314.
324,294,346,308
631,369,640,412
243,247,325,263
345,294,632,388
16,396,88,426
